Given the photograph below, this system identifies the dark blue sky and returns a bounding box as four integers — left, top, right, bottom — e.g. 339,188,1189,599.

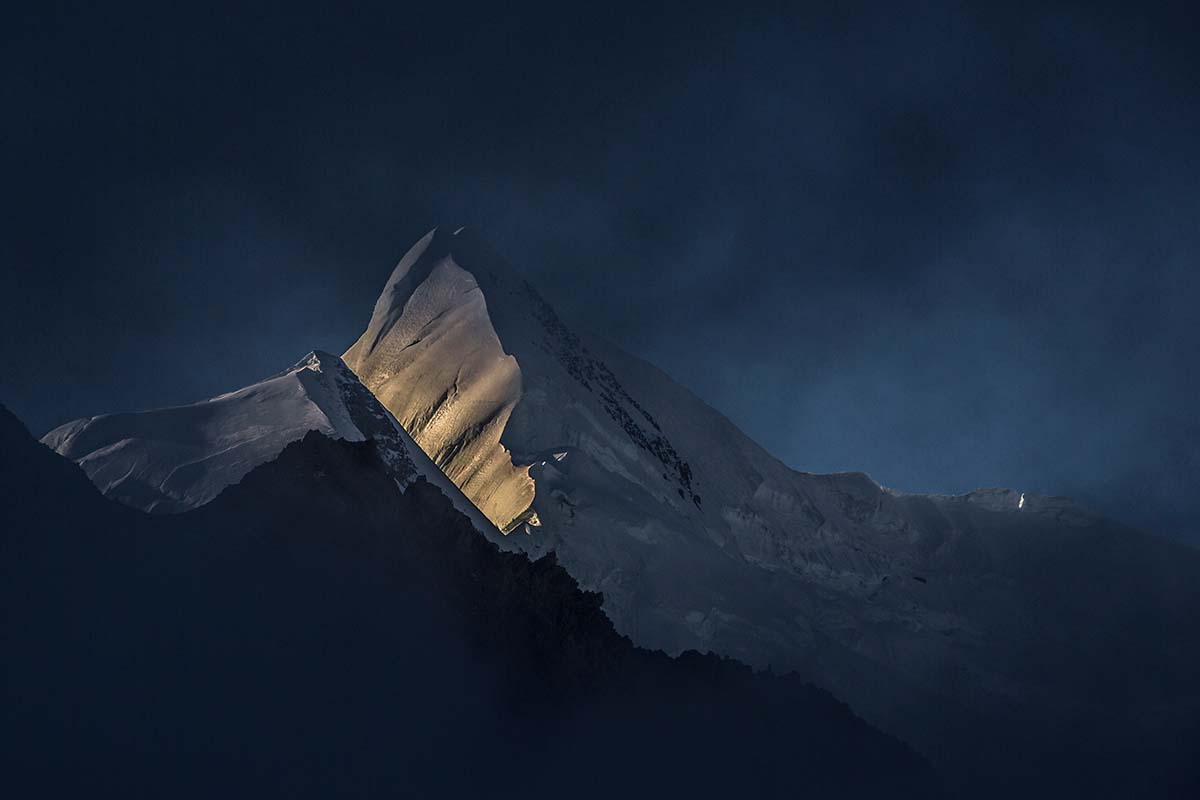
3,2,1197,543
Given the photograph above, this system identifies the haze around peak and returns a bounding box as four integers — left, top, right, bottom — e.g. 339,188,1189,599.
5,2,1197,544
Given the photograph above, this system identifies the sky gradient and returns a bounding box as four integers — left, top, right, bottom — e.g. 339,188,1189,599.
3,1,1197,543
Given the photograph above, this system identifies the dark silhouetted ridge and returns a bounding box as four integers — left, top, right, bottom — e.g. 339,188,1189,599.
1,403,940,799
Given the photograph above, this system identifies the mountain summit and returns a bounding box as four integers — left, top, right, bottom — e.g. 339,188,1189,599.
343,229,536,531
343,227,702,536
339,228,1200,792
43,228,1200,795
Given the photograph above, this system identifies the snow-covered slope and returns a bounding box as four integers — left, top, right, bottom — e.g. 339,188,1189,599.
42,350,499,539
41,228,1200,786
339,228,1200,776
343,233,534,532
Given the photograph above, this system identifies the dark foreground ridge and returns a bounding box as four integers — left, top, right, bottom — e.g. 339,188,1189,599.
0,404,938,799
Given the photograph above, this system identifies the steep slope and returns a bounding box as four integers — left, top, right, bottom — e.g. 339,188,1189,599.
2,404,941,799
341,228,1200,794
343,233,534,531
342,229,703,538
38,228,1200,794
43,350,497,538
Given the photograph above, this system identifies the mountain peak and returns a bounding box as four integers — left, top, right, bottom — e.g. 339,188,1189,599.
37,229,1200,794
280,349,347,379
343,228,535,532
296,348,343,365
342,228,698,534
357,227,473,349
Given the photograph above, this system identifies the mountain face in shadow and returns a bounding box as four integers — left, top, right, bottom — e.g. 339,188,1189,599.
0,404,938,799
337,229,1200,795
39,229,1200,797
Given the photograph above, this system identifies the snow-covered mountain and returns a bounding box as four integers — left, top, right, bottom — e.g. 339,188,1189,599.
8,403,942,799
43,350,498,539
339,229,1200,782
43,228,1200,790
